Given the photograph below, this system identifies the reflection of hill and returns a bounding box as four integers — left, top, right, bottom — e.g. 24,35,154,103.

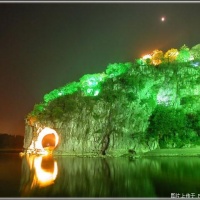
21,156,158,197
20,156,158,197
149,157,200,197
20,156,200,197
53,157,158,197
0,134,24,149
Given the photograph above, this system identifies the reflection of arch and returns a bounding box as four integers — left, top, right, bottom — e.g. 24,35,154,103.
34,155,58,187
20,154,58,194
36,127,59,152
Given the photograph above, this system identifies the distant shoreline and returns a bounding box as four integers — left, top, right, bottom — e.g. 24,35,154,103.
0,149,23,153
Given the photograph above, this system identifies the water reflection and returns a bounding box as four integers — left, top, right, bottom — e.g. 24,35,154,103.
19,155,200,197
33,155,58,187
20,154,58,196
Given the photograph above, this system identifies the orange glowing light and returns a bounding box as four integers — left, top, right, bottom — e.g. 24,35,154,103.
152,59,162,65
33,155,58,187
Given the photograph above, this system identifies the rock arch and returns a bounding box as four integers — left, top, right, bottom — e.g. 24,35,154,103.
36,127,59,151
28,127,59,154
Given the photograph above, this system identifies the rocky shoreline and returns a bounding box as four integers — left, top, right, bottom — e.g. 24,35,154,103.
18,147,200,159
49,147,200,158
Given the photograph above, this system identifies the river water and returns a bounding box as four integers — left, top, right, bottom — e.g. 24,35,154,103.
1,153,200,198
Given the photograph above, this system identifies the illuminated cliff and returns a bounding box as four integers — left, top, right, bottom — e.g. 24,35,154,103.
24,44,200,156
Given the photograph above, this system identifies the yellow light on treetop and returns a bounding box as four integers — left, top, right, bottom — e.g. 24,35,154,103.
142,54,152,59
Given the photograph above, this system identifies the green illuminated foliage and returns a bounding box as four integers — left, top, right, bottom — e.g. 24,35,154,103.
176,45,191,63
79,73,106,96
147,106,188,147
181,95,200,113
190,44,200,61
44,81,80,103
156,88,172,105
44,89,61,103
136,58,145,66
62,81,80,95
28,43,200,149
34,103,45,112
186,111,200,137
105,62,132,78
79,73,106,87
29,103,45,117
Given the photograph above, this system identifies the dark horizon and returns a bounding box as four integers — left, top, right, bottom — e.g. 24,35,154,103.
1,2,200,136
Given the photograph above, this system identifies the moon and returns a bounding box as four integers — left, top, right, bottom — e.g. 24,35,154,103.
161,17,165,22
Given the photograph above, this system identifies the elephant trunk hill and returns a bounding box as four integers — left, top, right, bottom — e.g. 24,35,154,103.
24,44,200,156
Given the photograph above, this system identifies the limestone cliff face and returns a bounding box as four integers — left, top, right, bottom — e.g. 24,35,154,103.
24,95,159,156
24,64,164,156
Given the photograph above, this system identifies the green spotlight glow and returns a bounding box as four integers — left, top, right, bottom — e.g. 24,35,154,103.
177,45,191,63
106,62,132,78
156,89,171,105
87,88,93,93
44,81,80,103
79,73,105,96
94,89,100,96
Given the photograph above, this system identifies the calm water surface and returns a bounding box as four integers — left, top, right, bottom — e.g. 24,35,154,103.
1,153,200,197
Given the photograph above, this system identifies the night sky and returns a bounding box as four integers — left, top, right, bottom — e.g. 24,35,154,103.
1,2,200,136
